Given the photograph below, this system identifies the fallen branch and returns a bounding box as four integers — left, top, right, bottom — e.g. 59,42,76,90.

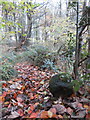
78,55,90,66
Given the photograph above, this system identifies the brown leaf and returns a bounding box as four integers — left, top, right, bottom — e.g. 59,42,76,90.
2,91,7,97
71,108,87,118
77,103,83,108
86,113,90,119
58,115,63,118
0,96,5,103
84,105,90,111
21,86,25,91
40,111,48,118
13,93,17,99
17,109,24,116
34,94,39,99
16,96,23,103
68,101,78,109
52,114,58,118
34,102,39,107
29,93,35,100
80,98,89,103
30,104,35,111
76,109,87,118
66,107,73,115
17,91,23,94
8,81,14,84
29,112,38,118
4,101,9,105
49,108,57,114
48,111,53,118
28,108,32,114
31,88,35,92
53,104,66,114
2,83,7,87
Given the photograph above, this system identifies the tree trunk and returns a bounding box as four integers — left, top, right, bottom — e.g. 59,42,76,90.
74,1,79,80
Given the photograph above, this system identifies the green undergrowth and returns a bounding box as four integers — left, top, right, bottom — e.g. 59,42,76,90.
0,45,59,81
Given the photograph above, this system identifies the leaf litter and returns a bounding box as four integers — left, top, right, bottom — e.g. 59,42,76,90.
1,62,90,119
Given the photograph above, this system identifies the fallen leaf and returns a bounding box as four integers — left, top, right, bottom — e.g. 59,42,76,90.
0,96,5,103
30,105,35,111
13,93,17,99
31,88,35,92
8,111,20,118
84,105,89,109
34,102,39,106
17,109,24,116
17,91,23,94
7,90,11,94
10,83,22,89
40,81,44,84
2,91,7,97
52,114,58,118
43,91,47,95
29,93,35,100
80,98,89,103
58,115,63,118
68,102,78,109
86,113,90,119
17,96,23,103
34,94,38,98
8,104,11,108
18,102,23,107
44,96,49,100
21,86,25,91
29,112,38,118
77,103,83,108
48,111,53,118
49,108,57,114
76,108,87,118
84,105,90,111
21,75,27,79
53,104,66,114
28,110,32,114
40,111,48,118
66,107,73,115
2,83,7,87
8,81,14,84
4,101,9,105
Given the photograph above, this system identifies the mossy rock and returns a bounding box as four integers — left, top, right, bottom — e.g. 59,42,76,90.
49,73,74,99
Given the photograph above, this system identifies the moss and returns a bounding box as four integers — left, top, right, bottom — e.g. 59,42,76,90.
49,73,74,99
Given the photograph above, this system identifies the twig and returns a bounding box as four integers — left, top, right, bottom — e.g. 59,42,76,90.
78,55,90,66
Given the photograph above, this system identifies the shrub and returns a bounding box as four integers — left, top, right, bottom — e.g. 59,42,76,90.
0,62,17,80
33,45,49,55
1,51,17,64
41,59,58,72
32,45,57,68
0,52,18,81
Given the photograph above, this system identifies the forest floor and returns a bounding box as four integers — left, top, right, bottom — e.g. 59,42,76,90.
1,62,90,119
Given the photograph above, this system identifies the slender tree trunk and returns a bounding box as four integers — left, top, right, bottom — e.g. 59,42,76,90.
66,0,69,17
26,2,32,45
87,2,90,56
74,1,79,79
59,0,62,17
44,6,47,41
87,4,90,71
